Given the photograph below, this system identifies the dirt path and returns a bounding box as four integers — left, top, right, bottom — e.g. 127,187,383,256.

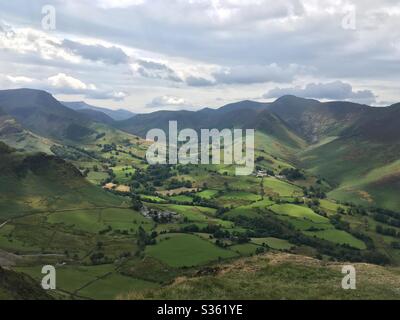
0,249,21,267
0,220,9,230
9,205,130,221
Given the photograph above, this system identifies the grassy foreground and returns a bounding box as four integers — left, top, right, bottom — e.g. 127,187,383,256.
119,253,400,300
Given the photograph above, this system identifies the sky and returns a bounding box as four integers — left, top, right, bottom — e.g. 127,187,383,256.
0,0,400,113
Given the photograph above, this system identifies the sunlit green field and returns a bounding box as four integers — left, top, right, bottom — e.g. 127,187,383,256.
145,233,238,267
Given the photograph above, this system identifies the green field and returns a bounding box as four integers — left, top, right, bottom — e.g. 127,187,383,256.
15,264,158,299
169,195,194,203
305,229,366,250
47,208,154,233
140,195,167,203
86,171,109,185
15,264,114,294
145,233,238,267
224,199,274,219
215,191,261,207
264,177,303,197
270,204,329,224
196,190,219,200
78,273,158,300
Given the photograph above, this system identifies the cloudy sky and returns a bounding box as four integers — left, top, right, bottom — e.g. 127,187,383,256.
1,0,399,112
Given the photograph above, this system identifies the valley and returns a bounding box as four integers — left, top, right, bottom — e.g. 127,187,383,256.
0,89,400,300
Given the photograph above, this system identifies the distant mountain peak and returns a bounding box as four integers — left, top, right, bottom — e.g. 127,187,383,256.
274,95,319,104
62,101,136,121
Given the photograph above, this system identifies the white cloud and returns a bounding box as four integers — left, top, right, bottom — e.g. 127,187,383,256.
46,73,127,101
0,24,79,63
6,75,34,84
47,73,97,91
147,95,193,109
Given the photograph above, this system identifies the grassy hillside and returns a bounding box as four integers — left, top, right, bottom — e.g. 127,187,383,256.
0,142,127,220
120,252,400,300
301,136,400,210
0,267,52,300
0,115,57,154
0,89,94,141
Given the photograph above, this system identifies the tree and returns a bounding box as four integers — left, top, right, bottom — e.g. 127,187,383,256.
131,197,143,211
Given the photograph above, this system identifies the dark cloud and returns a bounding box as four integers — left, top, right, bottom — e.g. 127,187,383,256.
61,39,129,65
136,60,182,82
185,76,214,87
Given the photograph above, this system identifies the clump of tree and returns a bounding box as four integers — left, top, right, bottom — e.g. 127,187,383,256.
137,226,157,250
376,225,400,238
131,195,143,211
280,168,305,180
304,186,326,199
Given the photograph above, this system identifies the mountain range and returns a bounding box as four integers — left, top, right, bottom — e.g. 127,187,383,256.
62,101,136,121
0,88,399,212
1,88,400,299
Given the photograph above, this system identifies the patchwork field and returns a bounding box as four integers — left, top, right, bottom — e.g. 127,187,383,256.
145,233,238,267
270,204,329,223
46,208,154,233
263,177,303,197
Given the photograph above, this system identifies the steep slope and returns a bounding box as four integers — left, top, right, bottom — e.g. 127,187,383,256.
0,141,126,220
62,101,136,121
301,104,400,210
0,112,57,154
76,109,115,125
0,89,94,141
266,95,369,142
342,104,400,143
0,267,52,300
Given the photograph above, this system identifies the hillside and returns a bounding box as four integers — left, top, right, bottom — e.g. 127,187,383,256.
266,95,369,142
0,114,57,154
0,141,127,220
1,90,400,300
117,101,305,151
120,252,400,300
299,103,400,210
0,89,94,141
0,267,52,300
62,101,136,121
76,109,115,125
